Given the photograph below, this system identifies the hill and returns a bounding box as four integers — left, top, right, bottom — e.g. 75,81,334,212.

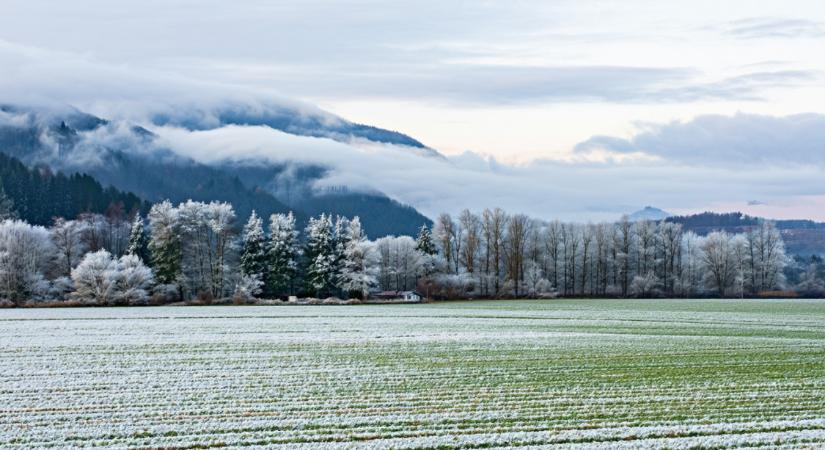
628,206,671,221
667,211,825,256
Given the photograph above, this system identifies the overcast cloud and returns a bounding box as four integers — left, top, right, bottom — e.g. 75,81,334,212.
1,1,825,220
575,113,825,167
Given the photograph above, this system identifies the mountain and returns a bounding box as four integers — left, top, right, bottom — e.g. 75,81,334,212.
667,211,825,256
628,206,671,221
0,102,432,237
0,105,296,224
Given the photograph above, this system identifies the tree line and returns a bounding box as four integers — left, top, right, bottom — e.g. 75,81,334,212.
0,201,822,307
0,152,148,226
427,210,795,299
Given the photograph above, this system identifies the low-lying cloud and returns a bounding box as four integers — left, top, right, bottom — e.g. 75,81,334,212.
146,121,825,221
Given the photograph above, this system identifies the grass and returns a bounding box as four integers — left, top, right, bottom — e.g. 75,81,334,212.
1,299,824,449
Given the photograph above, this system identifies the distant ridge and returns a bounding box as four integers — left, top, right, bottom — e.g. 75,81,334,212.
628,206,671,221
667,211,825,256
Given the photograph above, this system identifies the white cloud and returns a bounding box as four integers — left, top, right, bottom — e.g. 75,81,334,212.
149,123,825,221
720,18,825,39
575,113,825,167
1,1,824,221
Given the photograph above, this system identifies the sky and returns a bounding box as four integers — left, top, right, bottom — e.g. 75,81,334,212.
1,1,825,221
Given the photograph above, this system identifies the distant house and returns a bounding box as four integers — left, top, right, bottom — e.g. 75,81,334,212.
372,290,423,302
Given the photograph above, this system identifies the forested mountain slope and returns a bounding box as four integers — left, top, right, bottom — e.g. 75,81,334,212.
0,103,432,237
0,152,148,225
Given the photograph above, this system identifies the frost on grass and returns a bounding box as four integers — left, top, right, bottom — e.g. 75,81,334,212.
1,299,825,449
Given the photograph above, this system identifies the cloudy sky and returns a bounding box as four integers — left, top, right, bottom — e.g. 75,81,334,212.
2,1,825,220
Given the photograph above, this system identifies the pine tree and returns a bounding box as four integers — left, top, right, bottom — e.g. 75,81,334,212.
267,212,299,296
147,200,182,285
304,214,336,297
127,213,149,262
332,215,349,292
415,223,438,283
240,211,267,282
339,217,375,299
0,183,17,220
416,224,436,255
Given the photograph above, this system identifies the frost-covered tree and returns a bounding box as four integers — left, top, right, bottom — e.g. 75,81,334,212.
615,216,633,297
51,218,87,276
415,224,438,284
579,223,593,295
523,260,551,297
148,200,182,286
103,203,131,257
240,211,267,284
731,233,749,298
267,212,299,296
112,253,154,305
78,213,108,253
178,200,236,299
679,231,703,297
71,250,154,305
701,231,739,297
634,220,656,277
592,223,614,296
127,213,149,262
338,217,375,299
433,213,457,273
0,219,54,304
505,214,531,297
630,271,660,297
71,250,117,305
234,274,263,302
559,222,580,296
744,221,786,294
657,222,683,296
459,209,481,276
304,214,336,297
797,262,825,295
332,215,350,292
481,208,507,295
373,235,423,291
543,220,562,291
415,224,437,256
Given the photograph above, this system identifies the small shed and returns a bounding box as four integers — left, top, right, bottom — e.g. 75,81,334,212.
400,291,422,302
371,290,423,302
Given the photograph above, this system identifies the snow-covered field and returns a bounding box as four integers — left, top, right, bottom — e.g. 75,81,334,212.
2,299,825,449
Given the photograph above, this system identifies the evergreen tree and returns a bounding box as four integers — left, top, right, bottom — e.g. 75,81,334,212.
0,182,16,220
147,201,182,285
0,153,146,226
416,224,437,255
240,211,267,282
415,224,439,284
127,213,149,261
339,217,375,299
304,214,336,297
332,215,349,292
267,212,299,296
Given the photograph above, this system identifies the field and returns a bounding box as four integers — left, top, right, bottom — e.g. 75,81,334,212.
2,299,825,449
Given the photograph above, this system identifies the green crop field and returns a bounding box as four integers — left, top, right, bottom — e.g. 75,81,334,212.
2,299,825,449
